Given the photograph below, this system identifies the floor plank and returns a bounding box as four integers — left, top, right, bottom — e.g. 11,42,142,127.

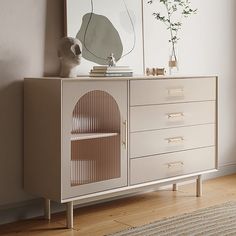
1,174,236,236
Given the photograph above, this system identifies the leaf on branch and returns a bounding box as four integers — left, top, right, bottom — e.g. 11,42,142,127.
147,0,197,43
153,12,168,22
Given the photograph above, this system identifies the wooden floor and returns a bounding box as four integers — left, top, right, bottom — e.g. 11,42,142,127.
1,174,236,236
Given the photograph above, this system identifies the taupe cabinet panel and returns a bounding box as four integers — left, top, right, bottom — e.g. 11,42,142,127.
24,76,217,229
24,79,128,202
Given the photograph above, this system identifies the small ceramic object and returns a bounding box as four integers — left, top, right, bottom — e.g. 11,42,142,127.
151,68,156,76
146,67,151,76
107,53,116,67
146,67,166,76
58,37,82,78
156,68,166,76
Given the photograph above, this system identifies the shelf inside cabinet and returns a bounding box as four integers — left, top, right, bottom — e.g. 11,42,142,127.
71,133,118,141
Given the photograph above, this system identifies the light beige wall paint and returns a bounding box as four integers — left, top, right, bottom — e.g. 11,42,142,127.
0,0,235,207
0,0,64,206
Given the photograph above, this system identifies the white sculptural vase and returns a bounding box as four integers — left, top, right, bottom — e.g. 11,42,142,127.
58,37,82,78
60,60,81,78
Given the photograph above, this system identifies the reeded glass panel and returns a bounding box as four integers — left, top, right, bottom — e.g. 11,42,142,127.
71,90,121,186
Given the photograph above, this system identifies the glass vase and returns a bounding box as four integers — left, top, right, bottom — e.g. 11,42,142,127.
168,44,179,75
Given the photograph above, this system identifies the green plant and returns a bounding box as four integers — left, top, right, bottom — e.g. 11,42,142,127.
148,0,197,63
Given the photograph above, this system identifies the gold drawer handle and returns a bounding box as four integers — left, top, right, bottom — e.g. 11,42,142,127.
167,112,184,119
122,120,127,150
167,161,184,169
166,136,184,143
167,88,184,97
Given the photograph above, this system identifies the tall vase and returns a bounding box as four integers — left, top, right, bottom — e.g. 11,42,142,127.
169,44,179,75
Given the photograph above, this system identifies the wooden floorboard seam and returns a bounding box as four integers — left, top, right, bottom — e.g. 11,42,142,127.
113,219,133,228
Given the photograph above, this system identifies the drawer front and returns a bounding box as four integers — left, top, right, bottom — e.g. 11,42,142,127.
130,124,215,158
130,101,216,132
130,147,216,185
130,78,216,106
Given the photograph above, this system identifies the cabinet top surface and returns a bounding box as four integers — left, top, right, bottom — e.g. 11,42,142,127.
25,75,217,82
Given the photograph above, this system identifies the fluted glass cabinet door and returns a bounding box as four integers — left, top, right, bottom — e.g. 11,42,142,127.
61,80,128,200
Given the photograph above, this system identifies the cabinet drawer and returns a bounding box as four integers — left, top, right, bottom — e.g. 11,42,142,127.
130,101,216,132
130,78,216,106
130,124,215,158
130,147,216,185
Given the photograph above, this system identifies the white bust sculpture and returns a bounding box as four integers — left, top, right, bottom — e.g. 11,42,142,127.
58,37,82,78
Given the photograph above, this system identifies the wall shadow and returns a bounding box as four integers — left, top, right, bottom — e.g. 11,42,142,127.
43,0,64,76
0,58,31,205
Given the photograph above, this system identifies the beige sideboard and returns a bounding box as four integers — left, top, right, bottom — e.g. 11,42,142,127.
24,76,218,228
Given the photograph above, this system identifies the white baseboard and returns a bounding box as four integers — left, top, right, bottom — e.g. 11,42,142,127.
1,164,235,226
0,199,65,226
204,163,236,179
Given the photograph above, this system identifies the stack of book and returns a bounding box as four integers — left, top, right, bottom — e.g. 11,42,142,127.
90,66,133,77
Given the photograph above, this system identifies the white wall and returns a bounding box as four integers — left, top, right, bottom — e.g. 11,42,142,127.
0,0,64,206
0,0,235,210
